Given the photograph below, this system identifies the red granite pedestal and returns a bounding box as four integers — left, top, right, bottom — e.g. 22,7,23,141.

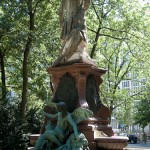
30,63,128,150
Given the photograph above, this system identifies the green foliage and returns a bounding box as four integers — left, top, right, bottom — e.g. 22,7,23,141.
0,0,60,104
0,99,42,149
0,0,150,142
134,88,150,128
0,102,28,149
86,0,150,121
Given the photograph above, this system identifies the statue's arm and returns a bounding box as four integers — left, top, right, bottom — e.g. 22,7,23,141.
67,113,79,139
43,111,58,118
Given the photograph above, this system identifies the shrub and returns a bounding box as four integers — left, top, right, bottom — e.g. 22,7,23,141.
0,100,42,150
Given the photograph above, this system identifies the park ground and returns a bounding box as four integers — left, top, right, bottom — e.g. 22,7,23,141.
124,139,150,150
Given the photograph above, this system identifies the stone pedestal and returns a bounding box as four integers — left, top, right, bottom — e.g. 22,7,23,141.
30,131,128,150
95,136,128,150
47,63,128,149
48,63,106,112
30,63,128,150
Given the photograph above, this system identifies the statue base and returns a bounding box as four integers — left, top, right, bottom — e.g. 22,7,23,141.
47,63,107,112
30,63,128,149
30,123,128,150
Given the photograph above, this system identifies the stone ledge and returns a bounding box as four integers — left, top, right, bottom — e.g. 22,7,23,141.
123,148,150,150
95,136,128,141
95,136,128,150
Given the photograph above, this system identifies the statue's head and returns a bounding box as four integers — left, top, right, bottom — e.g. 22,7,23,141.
43,101,57,114
57,102,67,113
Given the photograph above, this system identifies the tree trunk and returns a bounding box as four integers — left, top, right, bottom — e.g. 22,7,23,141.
20,39,31,119
0,51,7,100
20,3,34,120
90,27,101,58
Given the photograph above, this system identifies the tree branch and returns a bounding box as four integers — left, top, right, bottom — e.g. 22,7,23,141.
87,27,97,34
33,0,41,14
101,27,127,33
91,1,101,24
87,27,129,41
99,33,129,41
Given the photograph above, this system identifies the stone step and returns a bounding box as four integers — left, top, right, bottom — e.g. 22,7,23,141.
124,149,150,150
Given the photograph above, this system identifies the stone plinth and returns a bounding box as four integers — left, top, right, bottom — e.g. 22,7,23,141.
30,118,128,150
48,63,114,137
95,136,128,150
29,132,128,150
29,63,128,150
48,63,106,113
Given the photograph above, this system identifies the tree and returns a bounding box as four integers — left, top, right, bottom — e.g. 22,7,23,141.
86,0,150,118
20,0,41,120
134,87,150,128
20,0,60,117
0,0,61,119
1,0,150,122
0,1,17,100
0,0,29,101
0,50,7,100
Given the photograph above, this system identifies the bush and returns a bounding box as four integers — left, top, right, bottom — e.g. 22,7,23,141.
0,100,42,150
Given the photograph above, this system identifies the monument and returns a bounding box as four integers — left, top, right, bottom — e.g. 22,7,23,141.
52,0,95,67
30,0,128,149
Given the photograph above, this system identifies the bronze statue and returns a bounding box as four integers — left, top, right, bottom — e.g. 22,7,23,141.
34,101,93,150
52,0,96,67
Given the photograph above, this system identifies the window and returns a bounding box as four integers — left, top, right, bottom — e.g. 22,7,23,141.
131,80,139,87
122,80,130,88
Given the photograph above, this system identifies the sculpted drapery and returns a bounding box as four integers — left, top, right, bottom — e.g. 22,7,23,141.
59,0,90,41
52,0,95,66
